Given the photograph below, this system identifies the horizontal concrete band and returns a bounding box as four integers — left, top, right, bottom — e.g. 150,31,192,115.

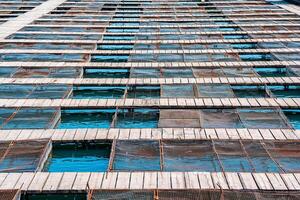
0,172,298,191
44,5,285,8
1,7,285,13
0,128,298,141
51,1,273,4
19,22,300,28
44,6,285,10
0,1,270,4
52,2,279,5
1,77,299,85
1,9,288,14
0,48,299,54
0,97,299,108
52,1,278,5
1,38,300,45
12,30,300,35
20,16,299,21
0,60,298,68
56,0,269,2
40,9,286,14
28,17,299,22
31,14,298,19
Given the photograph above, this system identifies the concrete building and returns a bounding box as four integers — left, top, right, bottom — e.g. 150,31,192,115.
0,0,300,199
